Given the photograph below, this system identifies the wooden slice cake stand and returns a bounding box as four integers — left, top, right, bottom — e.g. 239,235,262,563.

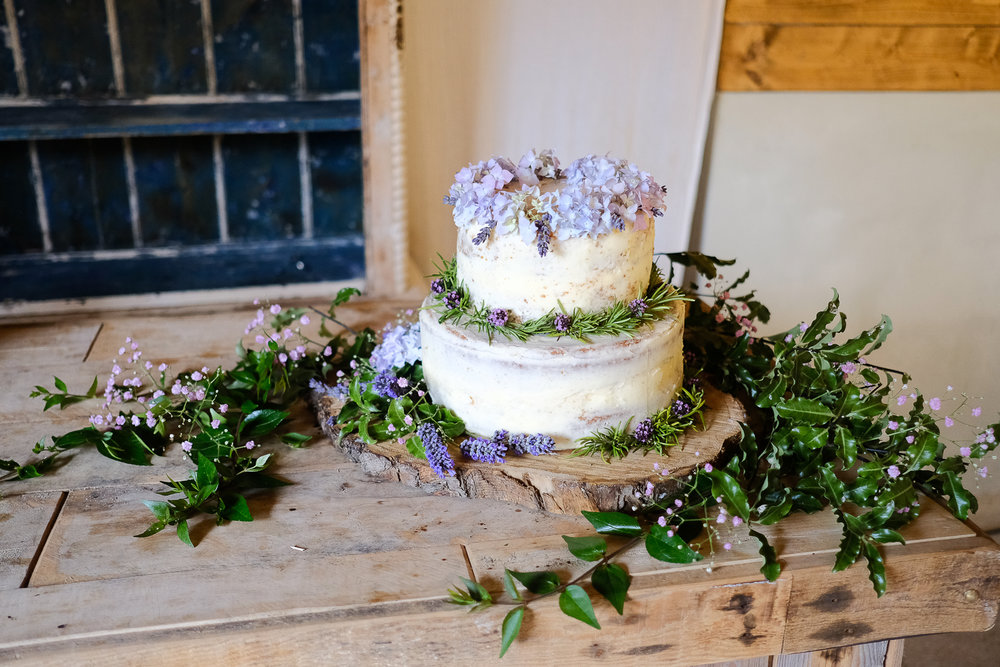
312,385,746,515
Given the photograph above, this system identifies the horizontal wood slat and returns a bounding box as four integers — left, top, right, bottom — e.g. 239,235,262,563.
725,0,1000,27
719,0,1000,90
0,99,361,141
719,23,1000,90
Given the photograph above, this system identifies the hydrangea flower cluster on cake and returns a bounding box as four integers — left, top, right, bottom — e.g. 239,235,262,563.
444,149,667,252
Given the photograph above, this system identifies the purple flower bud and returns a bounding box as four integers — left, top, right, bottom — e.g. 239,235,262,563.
444,290,462,309
629,298,648,317
417,423,455,478
634,418,653,444
553,313,571,332
430,278,446,294
487,308,509,327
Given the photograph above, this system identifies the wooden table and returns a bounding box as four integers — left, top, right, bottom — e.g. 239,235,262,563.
2,299,998,665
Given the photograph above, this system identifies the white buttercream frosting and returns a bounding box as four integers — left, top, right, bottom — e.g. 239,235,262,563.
456,215,655,321
419,298,685,446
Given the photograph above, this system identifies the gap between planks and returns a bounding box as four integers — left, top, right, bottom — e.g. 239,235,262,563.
20,491,69,588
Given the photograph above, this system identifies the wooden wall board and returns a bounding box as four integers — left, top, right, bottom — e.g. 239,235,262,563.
0,142,40,254
302,0,361,92
211,0,296,94
725,0,1000,26
0,491,62,591
13,0,115,97
719,23,1000,91
115,0,208,96
222,133,303,240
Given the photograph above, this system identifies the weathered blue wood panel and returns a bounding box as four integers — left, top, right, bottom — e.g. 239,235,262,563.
116,0,208,96
0,237,365,300
0,10,19,96
309,130,362,238
0,142,41,254
37,139,132,252
223,133,302,240
15,0,115,97
302,0,360,93
131,136,218,246
0,99,361,141
212,0,296,94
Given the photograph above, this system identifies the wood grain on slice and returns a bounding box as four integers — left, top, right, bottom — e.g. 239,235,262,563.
314,385,746,514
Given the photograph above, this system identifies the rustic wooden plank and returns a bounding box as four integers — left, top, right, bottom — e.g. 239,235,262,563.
725,0,1000,26
211,0,296,94
774,641,888,666
35,138,131,252
14,0,115,97
0,491,62,590
0,142,40,254
309,130,364,239
360,0,406,296
222,133,303,240
132,134,217,246
780,535,1000,653
302,0,360,92
0,319,100,363
0,362,107,427
115,0,207,96
27,468,589,587
315,385,746,514
718,24,1000,91
0,100,361,141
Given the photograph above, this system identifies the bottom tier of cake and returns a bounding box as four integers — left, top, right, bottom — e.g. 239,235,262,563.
418,298,685,446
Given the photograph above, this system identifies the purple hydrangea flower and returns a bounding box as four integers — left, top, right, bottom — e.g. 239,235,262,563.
417,423,455,478
629,298,648,317
553,313,571,332
460,435,507,464
444,291,462,309
634,418,653,444
487,308,509,327
430,278,446,294
370,322,422,372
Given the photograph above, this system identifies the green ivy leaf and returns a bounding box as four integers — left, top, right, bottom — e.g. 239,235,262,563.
558,585,600,629
176,519,194,547
508,570,560,595
220,494,253,522
242,409,290,437
774,398,834,425
591,563,630,614
580,510,642,536
645,523,703,564
708,468,750,519
562,535,607,562
864,543,887,597
500,606,524,658
502,569,523,602
748,529,780,581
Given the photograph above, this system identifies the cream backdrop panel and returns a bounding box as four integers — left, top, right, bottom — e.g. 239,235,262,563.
698,91,1000,530
401,0,725,277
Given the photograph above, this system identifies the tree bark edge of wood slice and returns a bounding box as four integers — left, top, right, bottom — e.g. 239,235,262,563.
311,385,746,515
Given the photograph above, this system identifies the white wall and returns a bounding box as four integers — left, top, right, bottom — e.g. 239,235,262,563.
698,92,1000,529
401,0,723,276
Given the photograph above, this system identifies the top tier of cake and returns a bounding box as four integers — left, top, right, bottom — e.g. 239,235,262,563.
445,150,666,321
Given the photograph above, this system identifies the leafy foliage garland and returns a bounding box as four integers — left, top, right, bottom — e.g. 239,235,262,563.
4,253,997,657
426,256,689,343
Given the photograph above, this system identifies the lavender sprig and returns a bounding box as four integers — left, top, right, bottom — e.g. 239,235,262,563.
417,423,455,478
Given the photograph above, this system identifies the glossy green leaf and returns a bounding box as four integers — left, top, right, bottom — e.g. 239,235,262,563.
581,510,642,536
864,543,887,597
708,468,750,519
591,563,630,614
645,523,703,564
500,606,524,658
818,465,846,505
508,570,560,595
243,409,290,437
748,529,780,581
176,519,194,547
558,585,600,629
459,577,492,604
834,426,857,468
562,535,607,562
833,531,862,572
502,569,523,602
870,528,905,545
774,398,834,425
220,494,253,522
142,499,171,522
906,432,940,472
98,428,156,466
942,471,974,520
755,374,787,408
